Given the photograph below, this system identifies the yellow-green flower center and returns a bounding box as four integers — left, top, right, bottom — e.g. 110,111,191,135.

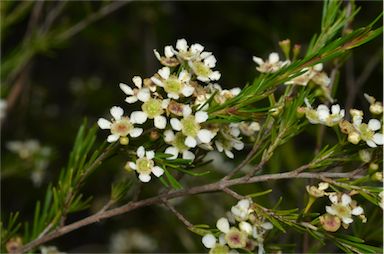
181,116,200,137
136,157,154,174
332,204,351,218
209,244,229,254
192,62,212,77
358,124,374,141
111,117,133,136
164,76,182,94
142,98,163,118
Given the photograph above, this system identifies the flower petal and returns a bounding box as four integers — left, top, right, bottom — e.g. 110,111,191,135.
202,234,216,249
125,96,138,104
351,206,364,215
129,128,143,138
373,133,384,145
197,129,213,143
97,118,111,129
119,83,133,95
176,38,188,51
107,134,119,143
137,146,145,158
165,146,178,160
325,206,336,215
185,136,197,148
137,88,150,102
170,118,182,131
164,130,175,143
164,46,174,58
158,67,170,80
209,71,221,81
225,149,234,159
110,106,124,120
146,150,155,160
182,85,194,97
368,119,381,131
154,115,167,129
216,217,230,233
342,217,353,224
152,166,164,177
195,111,208,123
130,111,148,124
132,76,142,88
128,161,136,169
182,105,192,117
182,150,195,161
139,173,151,182
341,194,352,205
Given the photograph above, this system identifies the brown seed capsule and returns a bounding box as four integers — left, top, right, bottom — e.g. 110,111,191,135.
150,130,160,141
320,214,341,232
6,236,22,254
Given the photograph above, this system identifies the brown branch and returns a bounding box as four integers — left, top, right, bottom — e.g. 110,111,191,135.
17,169,362,253
162,199,193,228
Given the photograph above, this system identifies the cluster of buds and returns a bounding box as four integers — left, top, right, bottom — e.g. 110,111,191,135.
202,199,273,254
98,39,260,182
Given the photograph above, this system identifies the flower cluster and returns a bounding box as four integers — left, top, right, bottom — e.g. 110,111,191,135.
301,96,383,148
202,199,273,254
97,39,260,182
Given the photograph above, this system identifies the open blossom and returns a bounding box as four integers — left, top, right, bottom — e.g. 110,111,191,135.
215,124,244,159
285,63,331,87
231,199,252,221
129,98,169,129
163,130,195,161
97,106,143,144
352,117,383,148
173,38,210,61
120,76,150,104
304,99,344,127
153,45,179,67
151,67,194,99
126,146,164,182
188,54,221,82
306,182,329,198
170,107,215,148
325,193,365,225
253,52,290,73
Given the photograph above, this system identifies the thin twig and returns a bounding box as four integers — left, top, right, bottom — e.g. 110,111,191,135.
223,188,244,200
17,168,363,253
162,199,193,228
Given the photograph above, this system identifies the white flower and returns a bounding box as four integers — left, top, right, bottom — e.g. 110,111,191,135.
202,234,217,248
97,106,143,144
130,98,169,129
304,99,345,127
163,130,195,161
173,38,209,61
170,108,215,148
127,146,164,182
231,199,252,221
239,121,260,136
215,124,244,159
120,76,151,104
188,55,221,83
352,118,383,148
153,45,180,67
285,63,330,87
151,67,194,99
253,52,290,73
7,139,41,159
216,217,230,233
325,193,364,225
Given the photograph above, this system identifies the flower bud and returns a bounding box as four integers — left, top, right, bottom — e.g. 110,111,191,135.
339,120,353,134
371,172,383,182
279,39,291,59
370,102,383,115
358,150,372,163
6,237,22,253
124,162,133,173
119,137,129,145
320,214,341,232
369,162,379,171
150,130,160,141
347,132,361,144
292,44,301,61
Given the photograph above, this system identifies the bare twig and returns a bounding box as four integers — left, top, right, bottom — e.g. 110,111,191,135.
17,168,363,253
162,199,193,228
223,188,244,200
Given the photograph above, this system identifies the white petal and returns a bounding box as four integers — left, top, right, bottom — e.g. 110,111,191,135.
137,89,150,102
331,104,341,114
146,150,155,160
139,174,151,182
153,49,161,60
225,149,234,159
218,234,226,245
329,194,338,204
162,99,170,108
107,134,119,143
195,111,208,123
197,75,209,82
269,52,279,64
151,77,163,87
182,105,192,117
351,206,364,215
158,67,170,80
368,119,381,131
202,235,216,249
164,130,175,143
132,76,142,88
341,194,352,205
233,141,244,151
239,221,253,234
130,111,148,124
313,63,323,72
342,217,353,224
119,83,133,95
165,147,179,160
373,133,384,145
261,222,273,230
128,161,136,169
191,43,204,53
238,199,250,210
137,146,145,158
204,55,217,68
216,217,230,233
170,118,182,131
197,129,213,143
110,106,124,120
182,85,194,97
252,56,264,65
215,141,224,152
325,206,336,215
154,115,167,129
164,46,174,58
366,140,377,148
230,87,241,96
167,92,179,99
176,38,188,51
125,96,138,104
129,128,143,138
178,70,190,82
97,118,111,129
185,136,197,148
152,166,164,177
182,150,195,161
209,71,221,81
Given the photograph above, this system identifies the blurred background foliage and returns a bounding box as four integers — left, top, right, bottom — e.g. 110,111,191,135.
1,1,382,253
